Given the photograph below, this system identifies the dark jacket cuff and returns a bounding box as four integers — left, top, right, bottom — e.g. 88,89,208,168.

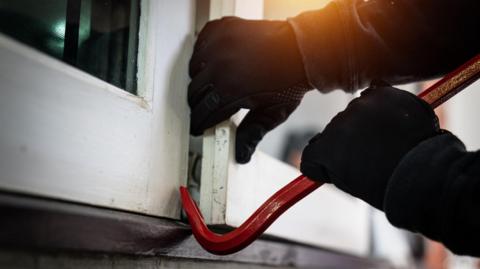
288,2,352,92
383,132,466,242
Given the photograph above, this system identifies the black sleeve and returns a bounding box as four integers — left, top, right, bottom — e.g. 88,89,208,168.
384,132,480,256
288,0,480,92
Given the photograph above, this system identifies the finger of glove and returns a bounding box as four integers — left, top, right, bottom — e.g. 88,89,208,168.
189,41,210,78
189,43,210,78
190,91,220,135
235,103,297,164
190,19,226,77
190,93,240,136
301,143,367,201
194,18,231,51
188,68,213,108
189,56,207,78
300,140,332,183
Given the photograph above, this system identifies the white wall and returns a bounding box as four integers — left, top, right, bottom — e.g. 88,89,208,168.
444,79,480,151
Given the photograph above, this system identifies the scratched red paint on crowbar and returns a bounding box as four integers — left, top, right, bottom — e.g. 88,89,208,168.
180,54,480,255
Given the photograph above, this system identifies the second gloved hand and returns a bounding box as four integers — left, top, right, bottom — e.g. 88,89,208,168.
300,83,441,210
189,17,312,164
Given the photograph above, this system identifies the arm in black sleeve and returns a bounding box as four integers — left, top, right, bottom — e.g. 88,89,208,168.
288,0,480,92
384,132,480,256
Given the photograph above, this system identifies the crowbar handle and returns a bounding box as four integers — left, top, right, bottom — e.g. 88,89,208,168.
180,54,480,255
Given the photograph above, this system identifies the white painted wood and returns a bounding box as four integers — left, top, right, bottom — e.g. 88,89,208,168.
199,0,370,256
199,121,234,224
209,0,236,18
0,0,196,218
208,0,264,20
233,0,264,19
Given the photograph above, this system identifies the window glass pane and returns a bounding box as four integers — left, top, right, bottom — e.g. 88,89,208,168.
0,0,140,94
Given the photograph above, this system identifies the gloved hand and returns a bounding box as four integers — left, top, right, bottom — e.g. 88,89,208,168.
300,82,441,209
189,17,312,163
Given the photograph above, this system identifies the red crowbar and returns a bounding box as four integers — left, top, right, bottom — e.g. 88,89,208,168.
180,54,480,255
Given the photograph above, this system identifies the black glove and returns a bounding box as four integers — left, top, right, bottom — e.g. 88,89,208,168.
301,82,441,209
189,17,312,163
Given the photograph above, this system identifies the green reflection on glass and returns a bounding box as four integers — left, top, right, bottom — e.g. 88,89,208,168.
53,21,66,39
0,0,139,94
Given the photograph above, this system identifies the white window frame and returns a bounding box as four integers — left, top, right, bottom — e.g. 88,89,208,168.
0,0,196,219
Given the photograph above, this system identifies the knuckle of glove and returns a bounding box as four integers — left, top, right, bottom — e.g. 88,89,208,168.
300,133,334,183
199,17,236,39
382,86,439,136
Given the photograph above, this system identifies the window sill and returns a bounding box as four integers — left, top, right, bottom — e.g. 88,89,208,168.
0,191,388,268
